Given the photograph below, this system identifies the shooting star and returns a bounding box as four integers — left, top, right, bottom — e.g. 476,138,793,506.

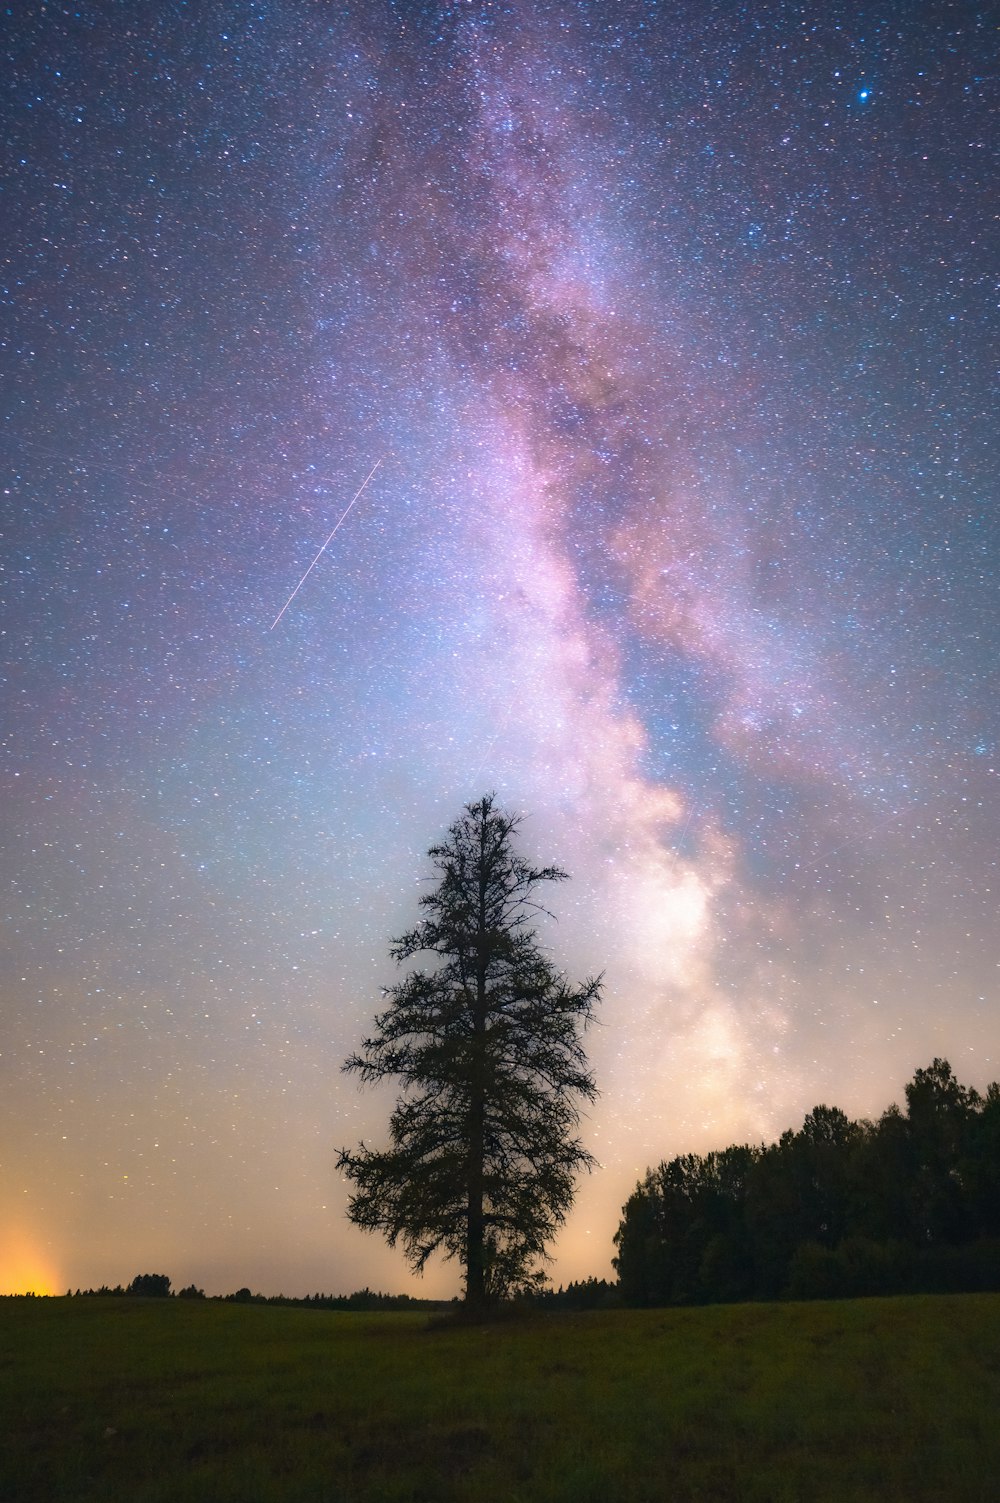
269,459,382,631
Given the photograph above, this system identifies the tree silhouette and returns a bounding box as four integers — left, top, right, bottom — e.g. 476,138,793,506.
337,794,600,1308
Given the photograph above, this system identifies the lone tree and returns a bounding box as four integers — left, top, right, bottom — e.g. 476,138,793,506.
337,794,600,1308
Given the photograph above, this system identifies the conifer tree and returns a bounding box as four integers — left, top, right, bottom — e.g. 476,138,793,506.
337,795,600,1307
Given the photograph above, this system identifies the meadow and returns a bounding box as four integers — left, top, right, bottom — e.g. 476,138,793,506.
3,1293,999,1502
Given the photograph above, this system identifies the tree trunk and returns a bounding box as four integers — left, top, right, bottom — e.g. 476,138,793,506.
465,820,489,1308
466,1101,486,1307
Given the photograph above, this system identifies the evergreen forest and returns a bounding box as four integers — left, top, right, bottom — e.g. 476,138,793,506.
613,1059,1000,1305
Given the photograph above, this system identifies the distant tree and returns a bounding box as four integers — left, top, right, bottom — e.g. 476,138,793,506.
966,1084,1000,1237
126,1273,171,1298
905,1058,981,1244
857,1105,922,1243
177,1284,206,1299
338,794,600,1309
614,1170,670,1307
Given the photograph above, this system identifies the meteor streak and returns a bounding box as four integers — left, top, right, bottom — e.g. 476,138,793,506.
269,459,382,631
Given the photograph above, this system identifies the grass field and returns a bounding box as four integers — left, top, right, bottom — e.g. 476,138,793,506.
3,1293,1000,1502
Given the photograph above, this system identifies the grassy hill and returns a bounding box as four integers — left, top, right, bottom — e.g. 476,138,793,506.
3,1293,999,1501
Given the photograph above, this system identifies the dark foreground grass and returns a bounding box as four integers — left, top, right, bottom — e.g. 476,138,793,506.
3,1293,1000,1502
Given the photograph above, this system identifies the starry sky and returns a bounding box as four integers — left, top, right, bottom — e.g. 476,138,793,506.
2,0,997,1298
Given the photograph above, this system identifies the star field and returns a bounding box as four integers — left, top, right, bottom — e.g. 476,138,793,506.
1,0,997,1297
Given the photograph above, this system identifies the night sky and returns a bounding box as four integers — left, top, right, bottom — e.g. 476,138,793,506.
2,1,997,1298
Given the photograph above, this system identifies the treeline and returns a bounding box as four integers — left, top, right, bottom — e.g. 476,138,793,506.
530,1277,620,1310
614,1059,1000,1306
65,1279,443,1310
60,1275,619,1312
220,1287,443,1310
68,1274,173,1298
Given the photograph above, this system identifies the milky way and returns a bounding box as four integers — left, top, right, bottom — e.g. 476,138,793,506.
2,1,997,1296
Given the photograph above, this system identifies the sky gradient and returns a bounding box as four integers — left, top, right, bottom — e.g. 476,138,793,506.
2,0,997,1298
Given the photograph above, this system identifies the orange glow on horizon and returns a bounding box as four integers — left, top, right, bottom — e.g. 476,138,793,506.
0,1225,63,1296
